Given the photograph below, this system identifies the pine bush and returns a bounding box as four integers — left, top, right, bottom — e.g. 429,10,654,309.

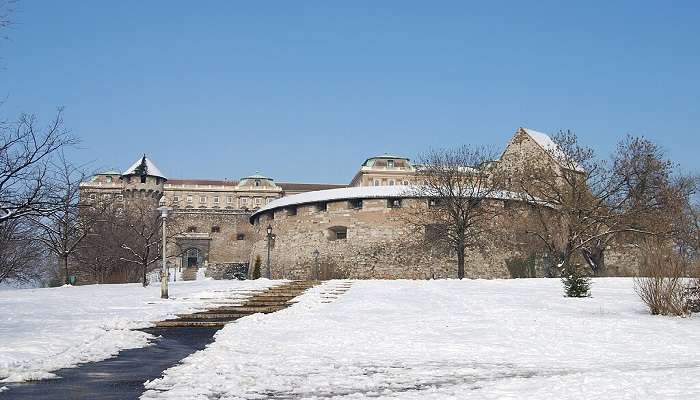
252,255,262,279
561,263,591,297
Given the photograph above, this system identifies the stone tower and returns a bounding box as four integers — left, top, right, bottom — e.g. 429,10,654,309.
120,155,167,205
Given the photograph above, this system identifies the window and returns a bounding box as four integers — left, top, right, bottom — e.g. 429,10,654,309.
429,198,442,208
213,196,219,203
187,195,193,203
173,196,180,202
374,180,380,186
403,180,409,185
211,226,220,233
89,193,96,200
187,226,197,233
255,197,262,205
316,202,327,212
227,197,233,204
266,197,274,204
387,159,395,168
240,197,248,205
389,180,395,186
116,194,124,201
200,196,206,204
102,193,111,199
106,176,113,183
236,233,246,240
255,180,261,187
140,175,147,184
327,226,348,241
349,199,363,209
388,198,402,208
287,206,297,216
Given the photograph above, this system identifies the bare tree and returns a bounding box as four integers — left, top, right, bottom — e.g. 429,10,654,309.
0,0,14,41
405,146,505,279
75,218,123,284
113,201,163,286
513,131,691,277
30,153,98,284
0,108,76,222
0,218,43,284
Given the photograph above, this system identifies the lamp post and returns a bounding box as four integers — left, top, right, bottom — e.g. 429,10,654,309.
266,224,273,279
312,249,320,280
157,203,173,299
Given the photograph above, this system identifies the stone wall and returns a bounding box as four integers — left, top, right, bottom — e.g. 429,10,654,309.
249,198,534,280
167,209,260,268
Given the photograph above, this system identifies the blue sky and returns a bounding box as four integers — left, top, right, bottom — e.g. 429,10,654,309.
1,1,698,183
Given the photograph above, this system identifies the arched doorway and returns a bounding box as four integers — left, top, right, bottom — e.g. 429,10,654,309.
185,247,200,268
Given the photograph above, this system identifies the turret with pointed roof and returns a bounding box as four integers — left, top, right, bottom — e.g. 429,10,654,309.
120,155,166,202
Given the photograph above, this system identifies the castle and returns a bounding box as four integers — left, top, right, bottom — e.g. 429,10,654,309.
79,127,639,280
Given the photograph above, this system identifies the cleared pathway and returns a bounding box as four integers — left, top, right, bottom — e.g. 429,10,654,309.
1,281,318,399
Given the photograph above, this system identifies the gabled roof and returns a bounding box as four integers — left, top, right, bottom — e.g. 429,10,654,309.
507,127,585,172
122,155,166,179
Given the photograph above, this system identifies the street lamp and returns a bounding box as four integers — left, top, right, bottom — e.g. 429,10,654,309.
266,224,273,279
157,202,173,299
312,249,320,280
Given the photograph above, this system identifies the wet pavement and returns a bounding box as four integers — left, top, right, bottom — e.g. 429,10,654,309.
1,327,218,400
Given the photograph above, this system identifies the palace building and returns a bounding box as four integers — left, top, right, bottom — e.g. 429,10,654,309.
79,127,639,281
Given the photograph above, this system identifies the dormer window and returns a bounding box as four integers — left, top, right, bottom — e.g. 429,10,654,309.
140,175,147,184
255,180,261,187
387,159,395,168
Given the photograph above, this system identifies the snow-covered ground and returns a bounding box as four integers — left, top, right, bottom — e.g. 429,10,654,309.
142,279,700,399
0,278,278,384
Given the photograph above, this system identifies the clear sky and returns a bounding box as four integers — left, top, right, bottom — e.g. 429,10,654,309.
1,1,698,183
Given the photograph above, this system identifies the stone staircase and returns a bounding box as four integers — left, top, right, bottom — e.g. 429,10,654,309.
181,267,198,281
155,281,319,328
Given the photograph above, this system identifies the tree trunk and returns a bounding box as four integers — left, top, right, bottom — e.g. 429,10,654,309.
63,254,70,285
142,262,147,287
582,246,605,276
457,245,465,279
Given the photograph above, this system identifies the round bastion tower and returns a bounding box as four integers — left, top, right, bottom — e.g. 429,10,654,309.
120,155,167,206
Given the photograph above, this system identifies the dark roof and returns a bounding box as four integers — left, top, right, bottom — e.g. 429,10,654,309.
168,179,238,186
278,182,347,191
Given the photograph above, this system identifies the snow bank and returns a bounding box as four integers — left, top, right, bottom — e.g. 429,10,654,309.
142,279,700,399
0,279,278,383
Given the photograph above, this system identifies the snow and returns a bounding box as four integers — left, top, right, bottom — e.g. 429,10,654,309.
0,279,278,383
123,156,166,179
142,279,700,399
252,185,535,220
522,127,585,172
